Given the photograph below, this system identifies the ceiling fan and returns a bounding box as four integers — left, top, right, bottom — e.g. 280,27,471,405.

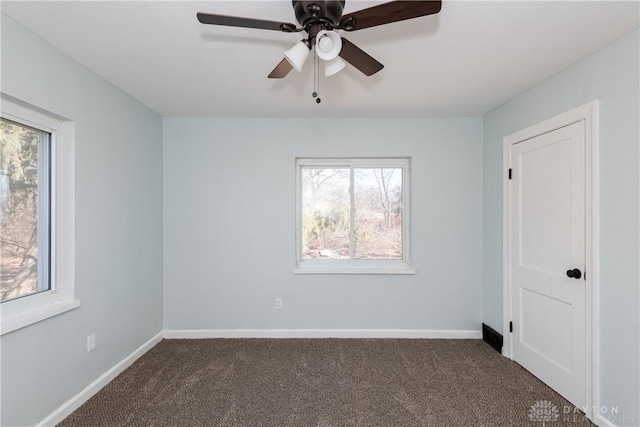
197,1,442,80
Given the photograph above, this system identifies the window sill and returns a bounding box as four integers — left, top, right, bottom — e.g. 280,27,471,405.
294,262,415,275
1,299,81,336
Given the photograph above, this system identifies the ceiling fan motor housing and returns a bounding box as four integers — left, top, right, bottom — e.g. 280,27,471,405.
293,0,345,28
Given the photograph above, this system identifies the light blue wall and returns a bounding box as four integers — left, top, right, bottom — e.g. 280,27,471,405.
482,29,640,424
163,117,483,331
0,14,164,427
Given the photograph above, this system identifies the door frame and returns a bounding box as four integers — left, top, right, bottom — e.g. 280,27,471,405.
502,101,599,421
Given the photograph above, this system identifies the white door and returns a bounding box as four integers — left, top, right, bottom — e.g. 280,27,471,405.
510,121,586,408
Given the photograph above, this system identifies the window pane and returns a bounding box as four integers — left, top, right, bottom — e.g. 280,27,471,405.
301,168,350,259
0,118,50,302
354,168,403,259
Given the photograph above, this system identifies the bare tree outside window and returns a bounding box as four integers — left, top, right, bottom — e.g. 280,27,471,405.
301,168,350,259
299,162,405,263
354,168,402,259
0,118,50,302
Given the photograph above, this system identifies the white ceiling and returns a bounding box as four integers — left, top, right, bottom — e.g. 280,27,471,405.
1,1,638,117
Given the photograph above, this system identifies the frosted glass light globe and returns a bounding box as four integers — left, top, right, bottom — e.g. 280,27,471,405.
315,30,342,61
318,35,332,53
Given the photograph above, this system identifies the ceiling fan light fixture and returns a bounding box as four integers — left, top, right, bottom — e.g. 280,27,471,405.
283,40,311,72
315,30,342,61
324,56,346,77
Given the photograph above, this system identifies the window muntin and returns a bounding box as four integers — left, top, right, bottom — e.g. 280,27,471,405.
296,158,412,274
1,118,51,302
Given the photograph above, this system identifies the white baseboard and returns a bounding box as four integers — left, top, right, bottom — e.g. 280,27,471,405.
595,414,617,427
37,331,164,427
163,329,482,339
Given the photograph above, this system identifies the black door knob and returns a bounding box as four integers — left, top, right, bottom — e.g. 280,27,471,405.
566,269,582,279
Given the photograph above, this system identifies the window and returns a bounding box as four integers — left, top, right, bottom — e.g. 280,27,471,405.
0,97,78,335
295,158,413,274
1,118,52,302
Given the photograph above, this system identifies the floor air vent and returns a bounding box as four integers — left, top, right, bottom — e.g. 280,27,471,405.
482,323,503,354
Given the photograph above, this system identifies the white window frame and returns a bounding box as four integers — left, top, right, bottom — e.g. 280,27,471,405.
295,157,414,275
1,96,79,335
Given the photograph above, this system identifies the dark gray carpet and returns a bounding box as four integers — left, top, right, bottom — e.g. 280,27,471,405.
58,339,594,426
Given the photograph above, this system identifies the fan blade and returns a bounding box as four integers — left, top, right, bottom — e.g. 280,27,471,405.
339,38,384,76
268,58,294,79
338,1,441,31
197,12,298,32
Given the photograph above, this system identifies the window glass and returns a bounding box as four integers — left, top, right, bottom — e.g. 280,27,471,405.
301,167,350,259
0,118,51,302
354,168,403,260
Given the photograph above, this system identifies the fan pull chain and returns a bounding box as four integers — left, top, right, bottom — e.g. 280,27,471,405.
312,49,321,104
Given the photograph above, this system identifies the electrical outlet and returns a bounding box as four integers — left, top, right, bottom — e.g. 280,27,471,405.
87,333,96,352
275,298,283,310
